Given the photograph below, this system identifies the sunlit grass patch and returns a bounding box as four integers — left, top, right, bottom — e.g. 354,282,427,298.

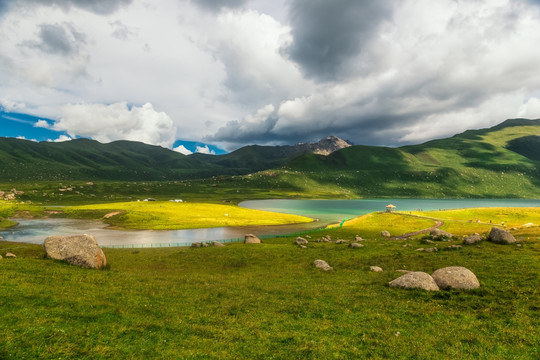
64,201,313,230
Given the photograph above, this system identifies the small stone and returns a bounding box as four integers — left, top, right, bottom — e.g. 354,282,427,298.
244,234,262,244
415,248,425,251
295,237,308,245
444,245,462,250
299,245,307,249
355,236,364,242
335,239,349,244
517,244,522,247
5,252,16,258
396,269,411,273
395,332,401,337
305,235,311,239
370,266,383,272
349,242,364,248
313,259,333,271
211,241,225,247
0,255,3,259
381,231,391,237
425,247,438,253
463,234,483,245
191,242,202,248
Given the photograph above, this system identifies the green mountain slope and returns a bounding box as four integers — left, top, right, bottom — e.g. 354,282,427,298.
275,118,540,198
0,138,219,181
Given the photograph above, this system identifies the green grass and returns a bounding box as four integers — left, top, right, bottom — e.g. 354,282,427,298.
1,209,539,358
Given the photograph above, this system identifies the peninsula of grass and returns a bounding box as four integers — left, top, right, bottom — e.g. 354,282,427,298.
63,201,313,230
1,208,539,359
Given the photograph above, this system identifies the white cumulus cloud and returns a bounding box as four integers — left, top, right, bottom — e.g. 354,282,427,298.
173,144,193,155
195,145,215,155
54,102,177,147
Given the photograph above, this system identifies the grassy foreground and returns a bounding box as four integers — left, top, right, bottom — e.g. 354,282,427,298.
1,209,539,359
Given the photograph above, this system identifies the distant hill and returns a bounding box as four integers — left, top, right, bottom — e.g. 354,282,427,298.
0,135,351,181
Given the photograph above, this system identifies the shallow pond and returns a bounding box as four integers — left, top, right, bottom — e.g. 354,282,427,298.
2,198,539,247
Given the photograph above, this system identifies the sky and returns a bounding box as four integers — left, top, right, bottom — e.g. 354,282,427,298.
1,0,540,154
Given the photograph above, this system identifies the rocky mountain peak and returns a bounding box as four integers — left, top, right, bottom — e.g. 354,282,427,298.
294,136,352,156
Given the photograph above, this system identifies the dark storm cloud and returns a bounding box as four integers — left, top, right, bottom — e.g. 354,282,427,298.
283,0,393,82
192,0,249,13
25,23,85,56
0,0,132,15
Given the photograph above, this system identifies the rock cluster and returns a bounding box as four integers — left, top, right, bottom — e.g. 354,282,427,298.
43,234,107,269
389,266,480,291
295,237,308,245
463,233,483,245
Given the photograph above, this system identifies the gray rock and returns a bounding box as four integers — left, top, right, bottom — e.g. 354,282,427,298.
488,227,516,244
5,252,16,258
191,242,202,248
295,237,308,245
381,231,391,237
313,259,333,271
211,241,225,247
425,247,438,253
43,234,107,269
299,245,307,249
432,266,480,290
430,228,453,239
349,242,364,248
389,271,440,291
463,234,483,245
370,266,383,272
244,234,261,244
335,239,349,244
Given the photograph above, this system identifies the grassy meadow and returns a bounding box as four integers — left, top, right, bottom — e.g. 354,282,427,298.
1,208,539,359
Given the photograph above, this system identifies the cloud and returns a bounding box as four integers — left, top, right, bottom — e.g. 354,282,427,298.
109,20,137,41
192,0,249,13
34,119,50,128
49,134,72,142
195,145,216,155
173,144,193,155
283,0,393,82
54,102,177,147
1,0,133,15
24,23,86,56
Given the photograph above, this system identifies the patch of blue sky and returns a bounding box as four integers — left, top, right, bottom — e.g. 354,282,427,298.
0,110,70,142
172,140,227,155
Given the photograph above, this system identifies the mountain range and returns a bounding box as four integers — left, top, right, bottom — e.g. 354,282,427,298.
1,118,539,198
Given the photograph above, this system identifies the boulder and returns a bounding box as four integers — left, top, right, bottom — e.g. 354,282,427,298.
463,234,483,245
5,252,16,258
313,259,333,271
381,231,391,237
295,237,308,245
389,271,440,291
430,228,452,239
244,234,261,244
370,266,383,272
211,241,225,247
43,234,106,269
431,266,480,290
488,227,516,244
349,243,364,248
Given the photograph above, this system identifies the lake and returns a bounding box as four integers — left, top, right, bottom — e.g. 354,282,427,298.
2,198,539,247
